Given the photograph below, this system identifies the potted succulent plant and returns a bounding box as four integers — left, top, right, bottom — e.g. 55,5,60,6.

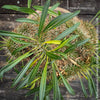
0,0,99,99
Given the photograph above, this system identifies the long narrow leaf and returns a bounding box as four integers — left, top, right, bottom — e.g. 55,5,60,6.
16,18,39,24
34,93,38,100
28,59,42,83
56,64,75,95
39,58,48,100
26,83,52,97
18,7,37,14
43,10,80,32
54,51,67,59
30,77,40,90
90,10,100,23
43,13,70,32
64,38,89,53
12,44,30,55
0,51,33,78
50,3,60,10
78,74,88,97
2,5,20,11
11,37,31,45
17,73,30,90
77,38,90,47
29,82,35,90
45,95,50,100
46,52,61,60
2,5,37,15
51,35,79,51
87,75,93,96
55,23,80,40
89,75,96,96
38,0,50,37
12,55,38,87
45,84,53,96
33,5,58,16
28,0,32,8
52,63,61,100
17,69,40,90
43,40,61,44
26,87,39,96
0,30,31,39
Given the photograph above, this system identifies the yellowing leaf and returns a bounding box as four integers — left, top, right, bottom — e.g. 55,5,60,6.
44,40,61,44
30,83,35,90
51,35,79,52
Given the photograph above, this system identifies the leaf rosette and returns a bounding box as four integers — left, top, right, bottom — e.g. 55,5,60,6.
0,0,98,99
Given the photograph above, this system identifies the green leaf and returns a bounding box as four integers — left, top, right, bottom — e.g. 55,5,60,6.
50,3,60,10
2,5,37,15
77,38,90,47
38,0,50,37
45,84,53,96
98,15,100,18
28,59,42,83
16,18,39,24
54,51,67,59
26,87,39,96
89,75,96,97
58,11,61,16
96,10,100,16
18,7,37,14
64,39,89,53
14,68,20,74
64,35,79,46
11,37,31,45
39,58,48,100
17,73,31,90
43,10,80,32
46,52,61,60
79,75,88,97
56,64,75,95
0,51,33,78
33,5,42,10
12,55,38,87
52,63,61,100
55,23,80,40
45,95,50,100
2,5,20,11
34,93,38,100
33,5,58,16
0,30,31,39
12,44,30,55
87,75,93,96
26,83,52,97
52,35,79,51
60,74,75,95
30,77,40,90
90,10,100,23
60,94,64,100
28,0,32,8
